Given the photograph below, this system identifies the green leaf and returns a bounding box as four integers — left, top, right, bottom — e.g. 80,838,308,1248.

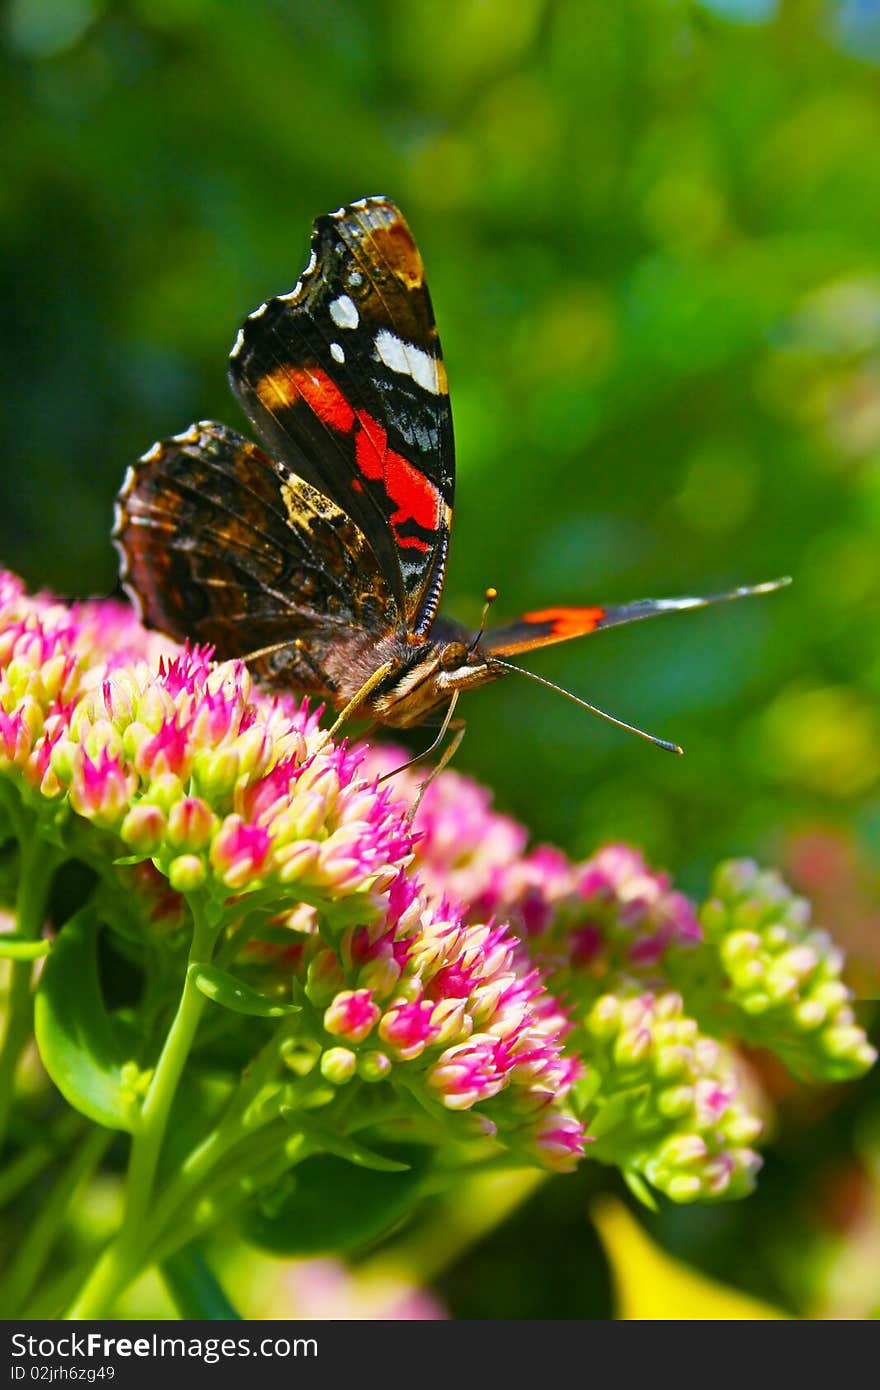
294,1124,412,1172
589,1086,650,1141
34,908,142,1132
160,1247,242,1321
0,934,50,961
189,963,300,1018
239,1144,430,1256
623,1169,659,1213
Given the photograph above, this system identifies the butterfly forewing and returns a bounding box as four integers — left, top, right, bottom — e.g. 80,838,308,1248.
114,421,398,699
228,196,455,637
484,586,788,657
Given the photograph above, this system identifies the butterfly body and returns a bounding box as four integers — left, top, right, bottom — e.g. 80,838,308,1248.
115,196,787,749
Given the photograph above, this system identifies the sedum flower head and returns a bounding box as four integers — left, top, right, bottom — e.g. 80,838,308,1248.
582,988,762,1202
295,875,585,1169
694,860,877,1080
364,746,875,1201
48,645,412,903
0,571,584,1170
0,571,167,801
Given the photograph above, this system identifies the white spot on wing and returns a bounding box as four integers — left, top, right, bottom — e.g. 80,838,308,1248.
330,342,345,363
248,302,268,321
373,328,441,395
231,327,245,358
329,294,359,329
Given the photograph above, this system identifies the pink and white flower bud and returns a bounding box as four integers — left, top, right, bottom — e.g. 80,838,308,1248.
209,815,271,888
70,748,135,825
379,999,439,1061
531,1114,587,1172
120,803,167,853
167,796,214,850
324,989,381,1044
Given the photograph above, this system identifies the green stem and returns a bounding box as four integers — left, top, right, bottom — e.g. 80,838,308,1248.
140,1015,305,1243
160,1246,241,1320
3,1126,110,1315
65,897,221,1319
24,1255,97,1319
120,905,218,1239
0,834,56,1147
144,1116,296,1260
145,1127,311,1268
60,1239,129,1323
0,1111,85,1209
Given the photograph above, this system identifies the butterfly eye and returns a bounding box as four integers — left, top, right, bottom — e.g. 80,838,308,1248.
439,641,468,671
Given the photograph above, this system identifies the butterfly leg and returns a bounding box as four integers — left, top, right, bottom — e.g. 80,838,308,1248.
377,691,460,784
376,694,466,822
322,658,399,743
409,719,467,823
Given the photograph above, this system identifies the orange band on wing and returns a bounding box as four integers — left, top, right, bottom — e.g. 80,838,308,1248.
256,366,356,433
523,606,606,639
255,364,444,553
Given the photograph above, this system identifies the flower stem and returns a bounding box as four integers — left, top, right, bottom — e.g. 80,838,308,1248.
0,833,56,1147
160,1246,241,1320
120,903,218,1238
151,1015,300,1215
0,1111,85,1209
144,1126,311,1268
65,897,220,1319
2,1126,110,1315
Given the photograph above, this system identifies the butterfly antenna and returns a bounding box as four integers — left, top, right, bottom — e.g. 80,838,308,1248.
469,587,499,653
492,658,683,754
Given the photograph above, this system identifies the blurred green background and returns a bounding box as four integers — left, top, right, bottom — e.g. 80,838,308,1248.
3,0,879,1317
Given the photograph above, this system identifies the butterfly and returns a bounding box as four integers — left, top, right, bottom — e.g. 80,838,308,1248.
114,196,787,764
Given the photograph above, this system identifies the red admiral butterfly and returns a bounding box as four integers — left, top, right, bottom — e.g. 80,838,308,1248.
114,196,787,762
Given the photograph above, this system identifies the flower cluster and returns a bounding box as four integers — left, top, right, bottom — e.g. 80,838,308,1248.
581,989,762,1201
300,871,584,1168
363,745,875,1200
51,648,411,902
0,571,165,802
0,571,584,1170
0,571,873,1196
689,860,877,1081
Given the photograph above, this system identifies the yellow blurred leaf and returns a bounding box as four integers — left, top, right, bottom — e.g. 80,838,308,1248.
592,1197,788,1320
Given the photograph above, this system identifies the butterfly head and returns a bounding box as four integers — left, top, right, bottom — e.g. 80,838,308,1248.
367,626,503,729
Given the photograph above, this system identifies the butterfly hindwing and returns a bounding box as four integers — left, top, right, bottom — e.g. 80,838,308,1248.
113,421,399,699
228,196,454,638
